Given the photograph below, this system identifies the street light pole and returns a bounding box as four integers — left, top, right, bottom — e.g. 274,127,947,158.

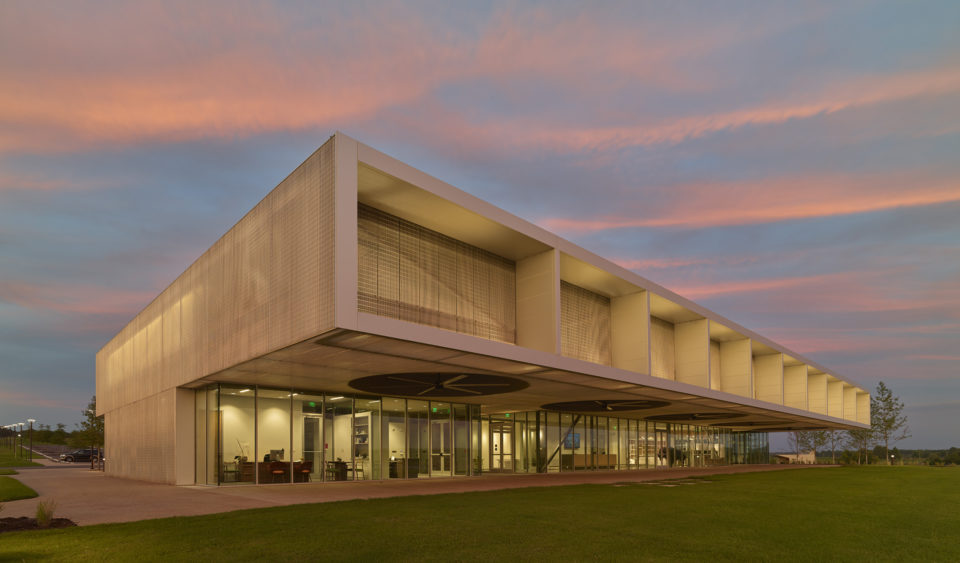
27,419,35,461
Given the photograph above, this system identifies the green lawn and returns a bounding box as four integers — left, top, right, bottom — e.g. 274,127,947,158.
0,469,17,475
0,475,38,502
1,467,957,561
0,447,43,468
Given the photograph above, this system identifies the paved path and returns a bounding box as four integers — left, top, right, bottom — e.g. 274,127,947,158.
2,464,832,526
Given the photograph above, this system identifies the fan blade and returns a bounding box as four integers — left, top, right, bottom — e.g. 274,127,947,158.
444,385,483,395
416,386,437,396
387,376,431,386
440,374,468,386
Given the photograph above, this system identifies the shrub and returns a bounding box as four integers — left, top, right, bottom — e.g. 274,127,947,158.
35,499,56,528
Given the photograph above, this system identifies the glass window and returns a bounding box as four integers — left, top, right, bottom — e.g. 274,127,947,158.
471,405,482,475
382,398,406,479
597,417,609,469
325,395,354,481
453,405,469,476
294,391,324,482
220,385,255,484
257,388,292,483
407,400,429,478
546,411,560,472
430,402,451,476
609,418,620,470
354,396,380,480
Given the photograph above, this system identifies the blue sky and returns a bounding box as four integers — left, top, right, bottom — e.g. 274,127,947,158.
1,1,957,447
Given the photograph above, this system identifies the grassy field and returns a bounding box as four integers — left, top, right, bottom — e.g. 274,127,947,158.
0,476,38,502
0,447,42,468
0,466,957,561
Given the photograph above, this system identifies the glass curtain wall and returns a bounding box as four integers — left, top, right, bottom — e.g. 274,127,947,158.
196,390,770,485
257,388,291,483
355,396,380,480
382,398,406,479
407,400,429,478
220,385,254,484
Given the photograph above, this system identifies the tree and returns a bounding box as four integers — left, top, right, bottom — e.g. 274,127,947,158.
69,396,104,449
845,427,873,464
824,430,845,464
787,431,827,462
871,381,910,465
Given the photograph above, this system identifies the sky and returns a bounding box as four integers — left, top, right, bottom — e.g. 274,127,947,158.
1,1,957,448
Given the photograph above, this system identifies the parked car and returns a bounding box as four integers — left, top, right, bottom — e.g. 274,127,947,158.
60,448,103,462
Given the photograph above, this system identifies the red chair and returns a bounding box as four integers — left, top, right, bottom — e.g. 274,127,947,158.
270,461,287,483
299,461,313,482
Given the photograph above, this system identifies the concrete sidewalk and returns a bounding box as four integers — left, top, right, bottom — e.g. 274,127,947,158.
2,464,831,526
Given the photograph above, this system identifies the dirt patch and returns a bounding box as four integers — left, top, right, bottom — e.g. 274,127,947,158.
0,516,77,533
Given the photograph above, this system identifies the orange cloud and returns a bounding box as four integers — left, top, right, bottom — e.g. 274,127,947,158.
668,272,854,300
539,171,960,231
2,2,955,158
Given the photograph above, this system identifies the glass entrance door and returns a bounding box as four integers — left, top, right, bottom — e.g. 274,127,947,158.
489,420,513,472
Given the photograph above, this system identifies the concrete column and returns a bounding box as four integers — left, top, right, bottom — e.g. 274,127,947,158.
843,384,857,421
611,291,650,374
754,353,783,404
784,365,808,410
676,319,709,388
856,391,871,425
808,371,828,415
716,338,752,397
516,249,560,354
827,378,844,418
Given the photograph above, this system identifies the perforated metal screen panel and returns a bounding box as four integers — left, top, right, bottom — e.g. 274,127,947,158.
358,204,516,343
560,281,612,365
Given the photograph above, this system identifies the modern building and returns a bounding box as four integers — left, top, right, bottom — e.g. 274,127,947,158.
96,133,869,485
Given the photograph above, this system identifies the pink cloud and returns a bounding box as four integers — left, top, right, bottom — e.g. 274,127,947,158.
0,281,154,316
3,2,954,160
538,171,960,231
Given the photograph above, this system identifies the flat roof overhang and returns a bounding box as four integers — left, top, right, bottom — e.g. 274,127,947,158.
187,317,866,432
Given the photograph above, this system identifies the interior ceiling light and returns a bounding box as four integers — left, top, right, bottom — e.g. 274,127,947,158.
349,372,528,398
646,413,747,422
540,399,670,412
710,421,780,427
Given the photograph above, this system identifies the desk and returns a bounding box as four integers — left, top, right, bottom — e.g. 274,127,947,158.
326,460,348,481
222,462,240,482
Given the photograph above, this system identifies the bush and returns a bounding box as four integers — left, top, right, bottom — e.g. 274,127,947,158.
35,499,56,528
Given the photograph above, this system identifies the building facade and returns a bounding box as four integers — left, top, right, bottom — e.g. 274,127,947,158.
96,133,868,485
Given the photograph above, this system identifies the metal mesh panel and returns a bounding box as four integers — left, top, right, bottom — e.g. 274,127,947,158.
357,204,516,343
560,281,612,365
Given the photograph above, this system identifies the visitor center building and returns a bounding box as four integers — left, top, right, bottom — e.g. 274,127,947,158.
96,133,869,485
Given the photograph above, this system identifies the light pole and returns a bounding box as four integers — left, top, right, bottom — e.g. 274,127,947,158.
27,419,35,461
17,423,24,458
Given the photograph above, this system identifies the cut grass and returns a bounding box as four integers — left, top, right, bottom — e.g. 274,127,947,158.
0,448,43,468
1,466,958,561
0,475,38,502
0,469,18,475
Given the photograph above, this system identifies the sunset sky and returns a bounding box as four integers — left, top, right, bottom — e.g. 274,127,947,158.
1,1,957,448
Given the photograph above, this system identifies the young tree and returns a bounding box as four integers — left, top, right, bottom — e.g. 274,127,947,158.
871,381,910,465
845,428,873,464
824,430,845,464
70,396,104,449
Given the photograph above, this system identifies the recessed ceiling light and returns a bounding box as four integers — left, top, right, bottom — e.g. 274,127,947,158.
239,389,251,393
